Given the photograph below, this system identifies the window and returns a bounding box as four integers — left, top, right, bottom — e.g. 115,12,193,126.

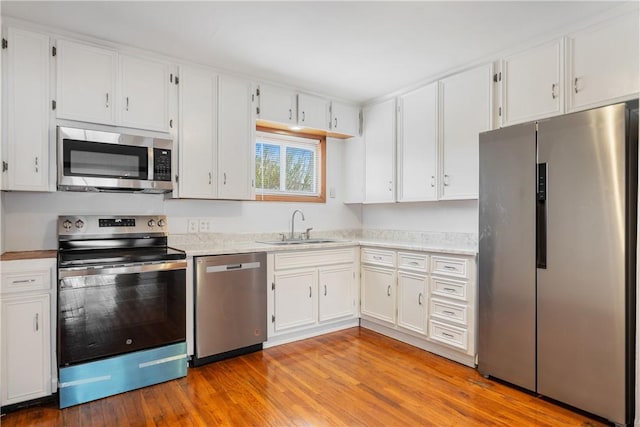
255,127,326,202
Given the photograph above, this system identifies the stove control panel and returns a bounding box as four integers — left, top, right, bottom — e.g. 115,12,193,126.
58,215,168,237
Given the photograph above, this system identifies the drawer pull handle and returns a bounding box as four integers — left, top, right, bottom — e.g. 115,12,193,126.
309,286,312,298
387,285,391,296
418,293,423,305
373,255,383,260
443,266,457,270
12,279,35,284
324,285,327,296
443,288,456,292
409,261,419,266
35,313,39,332
442,332,454,339
443,310,456,316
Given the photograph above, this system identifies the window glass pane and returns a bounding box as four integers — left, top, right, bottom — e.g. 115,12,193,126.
255,142,281,191
286,146,315,193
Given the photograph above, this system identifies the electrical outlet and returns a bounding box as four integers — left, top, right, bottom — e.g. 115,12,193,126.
329,187,336,198
199,218,214,233
187,219,199,233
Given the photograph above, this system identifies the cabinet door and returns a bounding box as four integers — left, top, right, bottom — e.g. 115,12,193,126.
567,13,639,112
439,63,493,200
274,269,317,332
4,28,50,191
318,264,355,323
298,93,329,130
361,265,396,325
397,272,428,335
259,83,297,125
363,98,396,203
1,294,51,406
330,101,359,137
218,75,255,200
502,39,563,126
343,137,364,203
178,66,217,198
56,39,116,124
119,54,170,131
398,82,438,201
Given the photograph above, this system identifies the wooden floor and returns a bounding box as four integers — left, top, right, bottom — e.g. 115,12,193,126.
2,327,607,426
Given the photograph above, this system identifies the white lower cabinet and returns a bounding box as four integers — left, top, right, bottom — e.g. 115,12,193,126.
397,271,428,335
273,268,317,332
0,258,56,407
361,265,396,325
360,247,477,366
267,248,358,344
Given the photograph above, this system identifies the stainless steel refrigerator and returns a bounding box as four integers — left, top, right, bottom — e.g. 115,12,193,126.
478,101,638,426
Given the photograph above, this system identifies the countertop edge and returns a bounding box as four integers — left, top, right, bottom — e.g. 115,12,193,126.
1,250,58,261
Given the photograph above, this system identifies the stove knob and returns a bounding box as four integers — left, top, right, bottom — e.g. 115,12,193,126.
75,219,84,229
148,219,156,228
63,220,72,230
157,219,165,227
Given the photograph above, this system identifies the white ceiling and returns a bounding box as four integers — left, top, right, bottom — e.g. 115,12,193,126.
0,1,628,103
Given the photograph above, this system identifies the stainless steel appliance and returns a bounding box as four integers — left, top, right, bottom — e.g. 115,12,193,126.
58,126,173,193
478,101,637,426
57,215,187,408
193,253,267,366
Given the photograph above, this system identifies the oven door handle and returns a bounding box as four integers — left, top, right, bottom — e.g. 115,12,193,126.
59,260,187,279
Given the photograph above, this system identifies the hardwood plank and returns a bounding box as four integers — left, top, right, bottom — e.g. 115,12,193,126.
0,327,608,426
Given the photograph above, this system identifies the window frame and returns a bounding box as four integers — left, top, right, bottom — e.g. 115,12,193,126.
255,126,326,203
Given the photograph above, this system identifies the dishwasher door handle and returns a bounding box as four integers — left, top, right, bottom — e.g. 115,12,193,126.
205,261,262,273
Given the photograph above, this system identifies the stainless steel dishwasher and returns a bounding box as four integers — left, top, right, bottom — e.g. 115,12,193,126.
193,252,267,366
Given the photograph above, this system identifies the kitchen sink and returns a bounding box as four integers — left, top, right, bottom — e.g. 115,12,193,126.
256,239,344,245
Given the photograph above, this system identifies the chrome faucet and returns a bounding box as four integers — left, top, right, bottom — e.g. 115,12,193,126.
290,209,305,240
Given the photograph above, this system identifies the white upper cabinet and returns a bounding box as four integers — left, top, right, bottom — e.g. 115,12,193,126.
501,39,563,126
56,39,117,125
217,74,255,200
439,63,493,200
178,66,217,199
397,82,438,202
363,98,396,203
297,93,329,131
57,39,172,132
330,101,359,137
567,13,639,112
258,83,297,125
118,54,171,132
3,27,51,192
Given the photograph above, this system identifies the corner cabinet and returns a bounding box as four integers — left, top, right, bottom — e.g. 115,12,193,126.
360,247,477,367
567,12,639,113
439,63,493,200
266,248,359,347
363,98,396,203
0,258,57,408
2,27,52,192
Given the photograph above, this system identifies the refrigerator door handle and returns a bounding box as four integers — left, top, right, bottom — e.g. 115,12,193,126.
536,162,547,269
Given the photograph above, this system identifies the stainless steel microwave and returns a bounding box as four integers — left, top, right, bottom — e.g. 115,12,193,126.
57,126,173,193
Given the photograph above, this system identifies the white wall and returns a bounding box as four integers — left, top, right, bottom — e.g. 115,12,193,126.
362,200,478,234
1,139,362,251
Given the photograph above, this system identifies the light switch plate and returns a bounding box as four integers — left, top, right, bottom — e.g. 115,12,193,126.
187,219,199,233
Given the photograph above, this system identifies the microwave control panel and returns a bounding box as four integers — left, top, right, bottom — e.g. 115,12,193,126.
153,148,172,181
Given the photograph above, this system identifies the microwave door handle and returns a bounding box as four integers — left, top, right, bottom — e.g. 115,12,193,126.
149,146,154,180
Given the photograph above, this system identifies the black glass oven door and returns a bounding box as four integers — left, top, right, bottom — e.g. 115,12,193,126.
58,267,186,366
63,139,149,180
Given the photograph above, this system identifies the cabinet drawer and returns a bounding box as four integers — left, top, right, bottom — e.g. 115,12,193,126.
431,255,468,278
430,277,467,301
275,248,355,270
361,248,396,267
397,252,428,272
1,259,55,294
429,320,468,351
430,298,467,326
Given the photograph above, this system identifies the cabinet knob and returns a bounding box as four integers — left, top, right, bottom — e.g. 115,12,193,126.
105,93,110,108
574,77,580,94
551,83,557,100
418,293,423,306
387,285,391,296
